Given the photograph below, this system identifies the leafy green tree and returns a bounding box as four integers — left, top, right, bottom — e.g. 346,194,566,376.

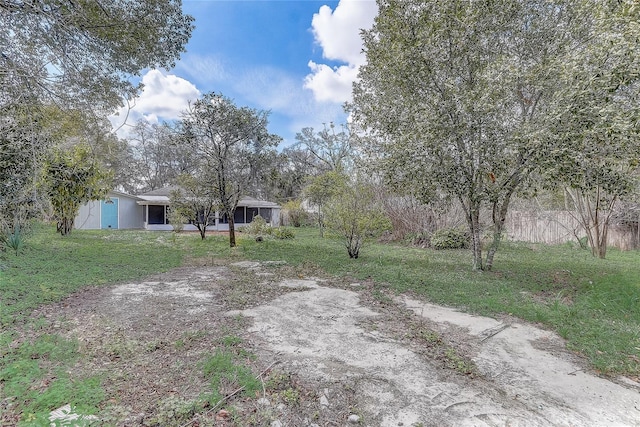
178,93,280,246
44,144,112,235
1,0,194,112
262,147,323,203
324,181,391,259
130,120,196,193
169,176,216,240
93,131,137,194
281,200,308,227
303,171,348,237
1,0,193,232
542,1,640,258
351,0,586,270
0,105,50,235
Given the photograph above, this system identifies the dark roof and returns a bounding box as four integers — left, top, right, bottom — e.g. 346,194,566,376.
137,186,183,197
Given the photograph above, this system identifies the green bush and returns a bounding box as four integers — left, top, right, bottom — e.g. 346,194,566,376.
281,200,309,227
244,215,268,235
167,209,186,233
1,225,25,256
405,231,430,246
272,227,295,239
430,227,469,250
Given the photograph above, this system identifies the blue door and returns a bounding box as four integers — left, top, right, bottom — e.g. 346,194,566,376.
101,198,119,229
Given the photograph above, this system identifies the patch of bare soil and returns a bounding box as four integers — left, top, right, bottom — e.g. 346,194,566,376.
5,260,640,426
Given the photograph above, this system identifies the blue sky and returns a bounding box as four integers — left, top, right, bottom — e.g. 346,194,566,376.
110,0,378,148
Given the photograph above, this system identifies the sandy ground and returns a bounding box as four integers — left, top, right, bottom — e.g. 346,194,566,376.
233,264,640,426
6,260,640,426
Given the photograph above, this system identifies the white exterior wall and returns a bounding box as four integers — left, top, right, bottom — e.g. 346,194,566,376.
75,200,101,229
75,192,144,230
271,207,281,226
118,197,144,229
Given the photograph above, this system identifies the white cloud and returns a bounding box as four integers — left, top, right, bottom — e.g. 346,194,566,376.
304,61,359,103
305,0,378,103
109,70,201,135
311,0,377,65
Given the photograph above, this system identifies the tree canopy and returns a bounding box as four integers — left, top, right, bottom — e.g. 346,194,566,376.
304,170,348,237
351,0,640,269
1,0,194,112
541,1,640,258
0,105,50,231
0,0,193,238
43,143,112,235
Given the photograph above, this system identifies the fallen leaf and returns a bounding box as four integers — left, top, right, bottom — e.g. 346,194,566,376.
215,409,231,421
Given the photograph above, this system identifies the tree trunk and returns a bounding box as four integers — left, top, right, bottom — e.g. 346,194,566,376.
471,224,483,271
197,223,206,240
597,223,608,259
469,207,483,271
228,213,236,247
346,235,361,259
485,192,513,271
485,225,502,272
58,217,74,236
460,197,483,271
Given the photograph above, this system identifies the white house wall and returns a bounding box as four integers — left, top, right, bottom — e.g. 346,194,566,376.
271,208,281,226
75,200,101,229
118,198,144,229
75,192,145,230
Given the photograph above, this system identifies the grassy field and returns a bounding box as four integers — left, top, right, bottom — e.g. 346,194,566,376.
1,224,639,423
0,225,184,326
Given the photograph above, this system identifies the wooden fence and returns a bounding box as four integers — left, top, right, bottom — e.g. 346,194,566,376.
505,210,640,250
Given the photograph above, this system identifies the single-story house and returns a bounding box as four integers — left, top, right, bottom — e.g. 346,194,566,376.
75,187,281,231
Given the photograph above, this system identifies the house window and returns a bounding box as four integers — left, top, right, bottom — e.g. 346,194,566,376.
148,205,166,225
247,207,259,223
219,213,228,224
196,209,216,225
234,207,245,224
259,208,272,222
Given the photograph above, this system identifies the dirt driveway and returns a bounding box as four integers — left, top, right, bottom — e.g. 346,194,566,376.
16,259,640,426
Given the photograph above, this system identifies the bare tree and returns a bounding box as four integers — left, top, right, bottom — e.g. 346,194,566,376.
295,123,353,174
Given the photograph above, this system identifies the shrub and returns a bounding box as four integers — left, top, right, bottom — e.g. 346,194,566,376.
1,225,25,255
244,215,269,236
272,227,295,239
324,182,392,259
405,231,431,247
281,200,308,227
430,227,470,250
167,209,186,233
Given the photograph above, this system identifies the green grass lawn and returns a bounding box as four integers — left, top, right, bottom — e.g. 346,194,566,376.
2,223,639,386
0,224,184,327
